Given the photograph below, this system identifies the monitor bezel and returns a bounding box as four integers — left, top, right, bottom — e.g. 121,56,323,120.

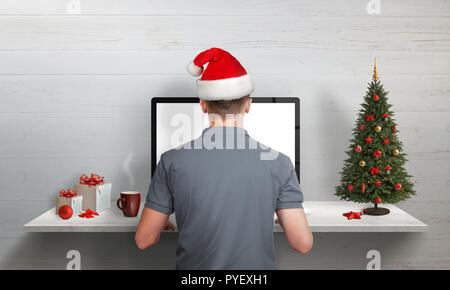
151,97,300,182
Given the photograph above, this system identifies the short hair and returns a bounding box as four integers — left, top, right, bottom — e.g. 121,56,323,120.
205,95,250,119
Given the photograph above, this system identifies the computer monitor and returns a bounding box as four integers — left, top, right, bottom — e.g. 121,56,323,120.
151,97,300,181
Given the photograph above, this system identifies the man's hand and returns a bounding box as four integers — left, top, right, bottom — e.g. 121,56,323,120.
135,207,171,250
165,220,176,231
276,208,313,254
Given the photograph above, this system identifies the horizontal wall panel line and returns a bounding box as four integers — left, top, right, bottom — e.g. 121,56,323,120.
0,16,447,51
0,14,449,18
0,49,449,53
0,155,447,160
0,73,448,76
1,0,448,17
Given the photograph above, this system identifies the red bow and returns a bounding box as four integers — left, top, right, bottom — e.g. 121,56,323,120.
78,208,99,218
80,173,105,187
59,189,77,198
366,115,374,122
370,167,379,175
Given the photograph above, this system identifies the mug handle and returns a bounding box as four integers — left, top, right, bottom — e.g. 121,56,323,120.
117,197,126,211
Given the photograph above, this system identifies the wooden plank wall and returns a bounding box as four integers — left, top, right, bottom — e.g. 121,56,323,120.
0,0,449,269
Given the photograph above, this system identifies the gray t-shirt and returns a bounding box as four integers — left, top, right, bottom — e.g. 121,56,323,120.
145,126,303,270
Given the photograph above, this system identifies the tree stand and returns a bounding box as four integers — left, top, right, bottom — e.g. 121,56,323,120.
364,203,390,216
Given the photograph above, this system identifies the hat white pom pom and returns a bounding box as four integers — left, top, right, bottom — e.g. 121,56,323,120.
187,61,203,77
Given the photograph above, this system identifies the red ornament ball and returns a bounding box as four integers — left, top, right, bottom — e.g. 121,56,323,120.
395,183,402,191
375,197,382,204
359,125,364,131
372,94,379,101
374,149,382,158
347,184,354,191
355,145,362,152
59,205,73,220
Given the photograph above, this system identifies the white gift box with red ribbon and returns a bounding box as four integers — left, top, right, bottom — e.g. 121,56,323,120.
74,183,111,213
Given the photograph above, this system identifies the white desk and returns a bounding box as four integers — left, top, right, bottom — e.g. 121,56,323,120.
24,201,427,233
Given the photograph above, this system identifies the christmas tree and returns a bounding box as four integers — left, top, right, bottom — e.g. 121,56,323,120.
335,60,415,215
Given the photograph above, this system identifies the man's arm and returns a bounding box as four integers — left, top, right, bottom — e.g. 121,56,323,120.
135,207,175,250
276,208,313,254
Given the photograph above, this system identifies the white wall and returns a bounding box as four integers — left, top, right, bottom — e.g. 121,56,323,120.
0,0,449,269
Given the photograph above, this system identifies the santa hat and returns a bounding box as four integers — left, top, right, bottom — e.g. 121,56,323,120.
187,48,254,101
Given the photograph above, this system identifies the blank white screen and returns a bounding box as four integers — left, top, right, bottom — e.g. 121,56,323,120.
156,102,296,164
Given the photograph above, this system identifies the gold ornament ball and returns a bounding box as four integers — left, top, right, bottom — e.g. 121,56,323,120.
374,125,382,133
393,149,400,156
359,160,366,167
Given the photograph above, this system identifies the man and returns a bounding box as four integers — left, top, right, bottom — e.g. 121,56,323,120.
136,48,313,269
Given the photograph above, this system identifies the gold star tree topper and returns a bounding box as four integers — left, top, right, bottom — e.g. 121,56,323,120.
373,58,378,80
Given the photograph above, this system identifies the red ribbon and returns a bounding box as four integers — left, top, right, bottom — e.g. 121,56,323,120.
366,115,374,122
370,167,379,175
80,173,105,187
59,189,77,198
78,208,99,218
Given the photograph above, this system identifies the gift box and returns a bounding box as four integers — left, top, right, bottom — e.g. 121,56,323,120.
56,190,83,215
74,173,111,213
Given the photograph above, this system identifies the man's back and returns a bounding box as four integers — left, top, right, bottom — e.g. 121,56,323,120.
145,126,304,269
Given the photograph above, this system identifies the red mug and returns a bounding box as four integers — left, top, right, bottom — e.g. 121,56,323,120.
117,191,141,217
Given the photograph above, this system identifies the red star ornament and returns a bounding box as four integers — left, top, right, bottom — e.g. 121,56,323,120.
365,136,373,144
375,180,382,186
359,125,365,131
347,184,354,191
343,211,362,220
383,138,391,144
